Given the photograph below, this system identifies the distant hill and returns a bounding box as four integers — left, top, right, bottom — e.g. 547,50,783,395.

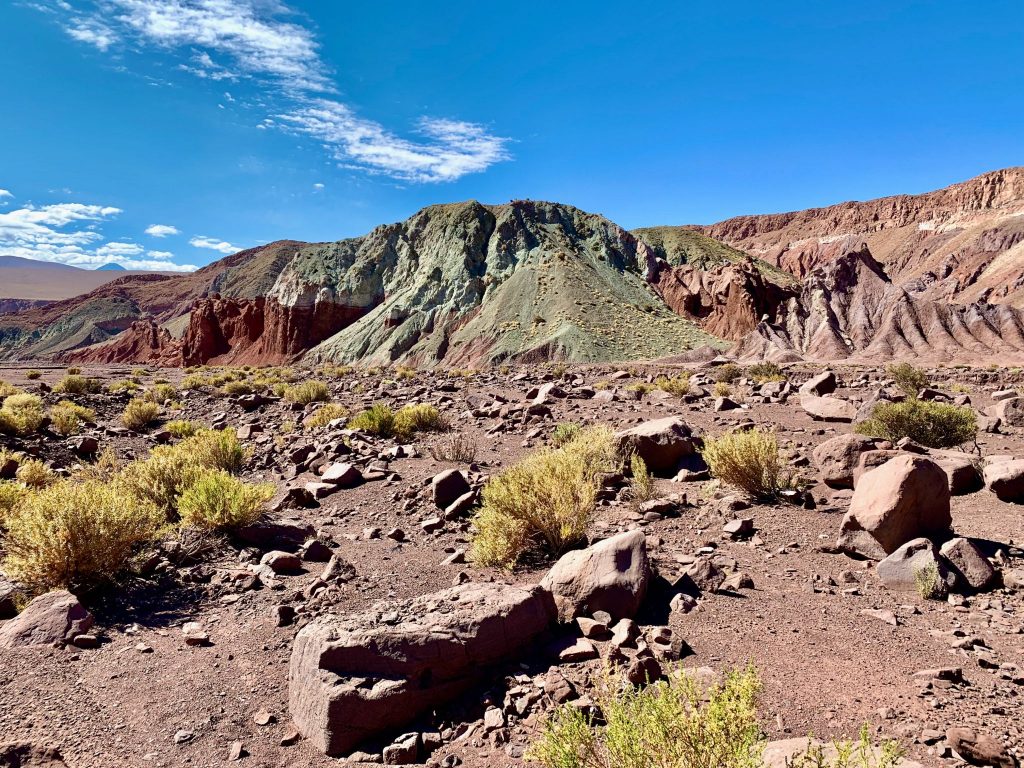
96,263,127,271
0,257,173,302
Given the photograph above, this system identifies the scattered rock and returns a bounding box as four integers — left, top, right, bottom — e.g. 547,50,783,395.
0,591,93,649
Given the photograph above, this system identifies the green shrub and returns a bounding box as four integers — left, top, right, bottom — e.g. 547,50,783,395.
702,428,802,499
626,382,654,396
182,428,246,474
304,403,349,429
784,726,906,768
655,374,691,397
15,459,54,489
394,404,448,440
855,399,976,449
714,363,742,383
181,373,210,390
0,393,45,435
747,361,785,383
914,561,946,600
122,398,160,431
221,380,253,396
50,400,96,436
118,446,196,518
0,481,28,528
348,404,396,437
24,370,41,381
165,419,200,438
177,469,273,531
470,427,618,567
3,479,163,590
107,379,140,394
551,422,582,448
145,383,177,404
886,362,928,397
712,382,732,398
630,453,655,504
529,666,762,768
283,380,329,405
55,374,101,395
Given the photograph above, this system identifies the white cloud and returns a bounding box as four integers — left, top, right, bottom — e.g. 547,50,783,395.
146,250,175,260
190,235,237,254
42,0,511,182
145,223,179,237
0,199,197,271
313,182,324,190
0,190,12,199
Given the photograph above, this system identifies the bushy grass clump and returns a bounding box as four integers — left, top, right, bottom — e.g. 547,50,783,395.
50,400,96,436
428,432,477,463
393,404,448,440
714,363,742,384
24,370,41,381
0,393,45,435
165,419,200,438
702,428,802,499
886,362,929,397
655,374,691,397
177,469,273,531
551,422,582,448
855,399,976,449
303,403,349,429
629,454,655,505
55,374,101,395
3,479,163,591
122,398,160,431
144,383,177,404
108,379,141,394
747,361,785,383
348,403,396,436
15,459,55,489
470,426,618,567
283,380,330,405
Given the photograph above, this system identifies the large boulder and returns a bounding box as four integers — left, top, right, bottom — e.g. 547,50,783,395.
852,450,901,487
0,741,68,767
812,434,878,488
539,530,650,623
431,469,471,509
946,728,1017,768
931,452,983,495
289,582,551,755
940,537,998,591
838,455,952,559
984,459,1024,502
799,371,837,396
876,538,955,593
993,397,1024,428
0,591,93,648
614,417,698,475
800,395,856,422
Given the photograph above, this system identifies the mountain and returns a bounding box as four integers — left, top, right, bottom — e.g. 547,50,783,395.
0,256,170,304
96,263,127,271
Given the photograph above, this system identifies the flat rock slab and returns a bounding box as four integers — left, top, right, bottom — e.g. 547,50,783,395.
289,582,552,756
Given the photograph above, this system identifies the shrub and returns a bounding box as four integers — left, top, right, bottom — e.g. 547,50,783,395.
702,428,802,499
284,380,330,405
25,370,41,381
122,398,160,431
304,403,349,429
0,393,45,435
221,380,253,396
182,429,246,474
181,373,210,390
66,366,82,375
0,481,28,527
395,365,417,380
145,383,177,404
551,422,582,448
50,400,96,436
348,404,396,437
177,469,273,531
0,381,21,398
429,432,477,463
655,374,691,397
747,361,785,383
470,427,618,567
914,561,946,600
626,382,654,396
855,399,976,449
714,363,742,383
107,380,140,394
784,726,905,768
118,446,196,518
55,374,101,395
887,362,928,397
16,459,54,488
165,419,200,438
394,404,448,440
629,453,655,504
529,666,763,768
712,382,732,398
131,368,148,378
3,479,163,590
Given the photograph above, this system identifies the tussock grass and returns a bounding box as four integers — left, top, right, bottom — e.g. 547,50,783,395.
165,419,200,438
886,362,929,397
428,432,477,463
655,374,691,397
470,426,618,567
50,400,95,436
855,399,976,449
283,380,330,405
15,459,55,489
122,398,160,431
747,361,785,383
348,403,396,436
0,393,45,435
177,469,273,531
714,363,742,384
303,403,349,429
702,428,802,499
25,370,41,381
629,453,656,505
551,422,582,448
144,383,177,404
394,403,448,440
55,374,101,395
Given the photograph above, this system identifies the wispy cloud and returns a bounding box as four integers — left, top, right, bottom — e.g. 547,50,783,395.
145,223,180,237
0,190,12,199
0,199,196,271
190,235,237,254
43,0,510,182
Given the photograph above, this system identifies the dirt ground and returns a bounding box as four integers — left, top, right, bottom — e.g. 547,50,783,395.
0,362,1021,768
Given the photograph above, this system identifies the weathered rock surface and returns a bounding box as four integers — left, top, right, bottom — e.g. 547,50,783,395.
0,591,93,649
813,434,878,488
614,417,698,474
800,394,856,422
984,459,1024,502
876,538,954,593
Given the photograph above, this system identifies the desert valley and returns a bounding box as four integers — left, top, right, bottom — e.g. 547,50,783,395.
0,169,1023,768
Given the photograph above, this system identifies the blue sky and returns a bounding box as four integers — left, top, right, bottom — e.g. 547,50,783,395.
1,0,1022,271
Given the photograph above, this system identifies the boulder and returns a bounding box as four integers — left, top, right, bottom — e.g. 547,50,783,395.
876,538,954,594
939,537,998,591
838,455,952,559
984,459,1024,502
812,434,878,488
0,591,93,648
539,530,650,623
946,727,1017,768
993,397,1024,427
321,462,363,488
852,450,901,487
931,452,983,495
0,741,68,767
799,371,837,396
800,395,856,422
237,517,315,552
613,417,698,475
289,582,551,755
431,470,471,509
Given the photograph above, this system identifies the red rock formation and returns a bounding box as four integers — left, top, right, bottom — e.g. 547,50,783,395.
64,320,182,365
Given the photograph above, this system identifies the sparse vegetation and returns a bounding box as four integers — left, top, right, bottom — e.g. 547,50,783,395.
183,428,246,474
49,400,96,436
3,479,163,591
428,432,477,463
886,362,929,397
0,393,45,435
15,459,54,489
914,561,947,600
55,374,101,395
784,726,905,768
108,379,141,394
747,361,785,383
122,398,160,431
629,453,655,505
24,370,41,381
304,402,349,429
551,422,582,448
702,428,802,499
0,381,22,398
220,380,254,396
348,403,396,436
712,382,732,398
283,380,330,405
394,403,448,440
655,374,691,397
177,469,273,531
470,426,618,567
165,419,201,438
145,383,178,404
855,399,976,449
0,481,29,527
714,363,742,384
529,666,763,768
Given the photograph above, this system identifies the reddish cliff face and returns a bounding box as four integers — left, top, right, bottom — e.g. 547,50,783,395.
696,167,1024,306
65,320,180,365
